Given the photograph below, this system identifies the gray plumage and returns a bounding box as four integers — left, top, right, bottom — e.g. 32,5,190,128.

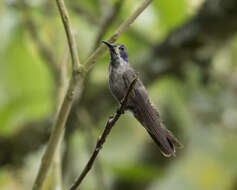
102,41,183,157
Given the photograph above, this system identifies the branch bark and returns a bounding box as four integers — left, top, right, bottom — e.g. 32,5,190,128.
49,47,69,190
67,78,137,190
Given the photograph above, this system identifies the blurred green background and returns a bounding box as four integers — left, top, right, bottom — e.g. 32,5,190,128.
1,0,237,189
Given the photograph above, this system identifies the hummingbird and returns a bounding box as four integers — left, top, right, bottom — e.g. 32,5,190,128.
102,40,183,157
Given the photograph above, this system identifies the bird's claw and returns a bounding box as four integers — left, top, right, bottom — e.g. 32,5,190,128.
117,108,124,115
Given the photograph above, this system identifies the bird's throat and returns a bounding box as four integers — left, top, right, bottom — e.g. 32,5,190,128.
110,58,120,66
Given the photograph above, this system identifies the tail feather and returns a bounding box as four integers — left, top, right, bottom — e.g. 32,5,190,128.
131,99,183,157
147,126,182,157
128,82,183,157
147,131,174,157
164,125,183,149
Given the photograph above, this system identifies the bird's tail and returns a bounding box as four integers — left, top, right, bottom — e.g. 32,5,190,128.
147,125,183,157
132,100,183,157
129,86,183,157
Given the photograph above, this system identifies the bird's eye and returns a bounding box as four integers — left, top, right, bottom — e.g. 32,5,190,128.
119,46,124,51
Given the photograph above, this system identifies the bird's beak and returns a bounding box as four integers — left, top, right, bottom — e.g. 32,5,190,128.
102,40,115,52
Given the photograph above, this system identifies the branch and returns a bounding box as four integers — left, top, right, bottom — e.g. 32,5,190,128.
49,47,70,190
32,0,83,189
67,78,137,190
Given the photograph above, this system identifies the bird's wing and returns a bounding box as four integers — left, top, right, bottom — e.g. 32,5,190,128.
122,69,183,157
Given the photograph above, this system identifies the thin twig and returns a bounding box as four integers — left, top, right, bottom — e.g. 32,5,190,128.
32,0,83,189
67,78,137,190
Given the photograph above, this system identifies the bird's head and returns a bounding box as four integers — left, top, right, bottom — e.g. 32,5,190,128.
102,40,128,64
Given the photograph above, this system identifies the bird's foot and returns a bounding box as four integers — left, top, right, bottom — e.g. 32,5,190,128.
116,108,124,115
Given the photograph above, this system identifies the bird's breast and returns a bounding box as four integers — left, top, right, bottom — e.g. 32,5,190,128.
109,65,127,102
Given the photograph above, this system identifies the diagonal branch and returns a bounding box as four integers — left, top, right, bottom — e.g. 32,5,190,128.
67,78,137,190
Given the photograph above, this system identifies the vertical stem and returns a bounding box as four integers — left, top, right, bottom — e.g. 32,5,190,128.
49,48,69,190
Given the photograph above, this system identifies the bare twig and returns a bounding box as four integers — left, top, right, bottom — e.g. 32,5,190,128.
32,0,84,189
67,78,137,190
